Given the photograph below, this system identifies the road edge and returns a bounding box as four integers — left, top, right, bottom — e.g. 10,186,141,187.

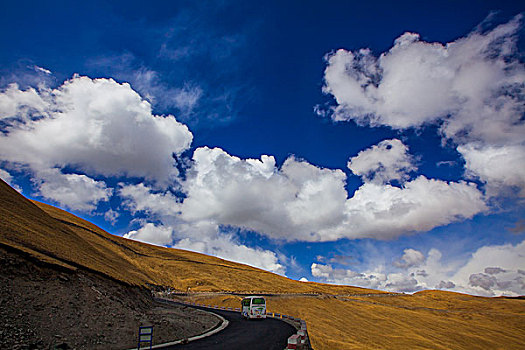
126,298,229,350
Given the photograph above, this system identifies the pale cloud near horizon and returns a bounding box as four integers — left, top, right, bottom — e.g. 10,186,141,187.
174,234,286,275
35,168,112,212
119,183,181,217
124,222,174,247
393,248,425,269
119,182,286,275
322,15,525,197
312,239,525,296
0,168,14,185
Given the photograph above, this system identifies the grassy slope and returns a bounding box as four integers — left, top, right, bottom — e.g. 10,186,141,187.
181,291,525,350
0,179,378,294
1,179,524,349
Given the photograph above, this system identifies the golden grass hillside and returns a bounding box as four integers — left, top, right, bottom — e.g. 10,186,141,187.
0,179,379,294
1,179,524,349
179,291,525,350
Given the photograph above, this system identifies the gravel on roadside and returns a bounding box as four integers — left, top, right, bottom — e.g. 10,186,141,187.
0,246,220,350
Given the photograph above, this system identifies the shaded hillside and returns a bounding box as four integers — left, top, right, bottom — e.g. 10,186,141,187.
0,245,218,349
0,179,382,295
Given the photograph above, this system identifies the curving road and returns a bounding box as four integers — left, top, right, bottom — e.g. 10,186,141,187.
158,304,296,350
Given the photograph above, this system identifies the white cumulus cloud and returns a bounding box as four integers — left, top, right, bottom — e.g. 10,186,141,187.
174,234,285,275
394,248,425,268
458,143,525,197
322,16,524,133
119,183,181,217
119,183,286,275
343,176,486,239
0,75,193,185
178,147,348,241
124,222,174,246
34,168,112,212
176,144,486,241
0,75,193,211
322,16,525,196
347,139,416,184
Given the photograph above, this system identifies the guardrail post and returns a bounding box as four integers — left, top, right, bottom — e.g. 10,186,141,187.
286,334,300,349
297,329,307,345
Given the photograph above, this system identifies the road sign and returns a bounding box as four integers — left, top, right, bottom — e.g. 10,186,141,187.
138,325,153,350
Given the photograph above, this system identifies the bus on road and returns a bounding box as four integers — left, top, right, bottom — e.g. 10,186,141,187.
241,296,266,319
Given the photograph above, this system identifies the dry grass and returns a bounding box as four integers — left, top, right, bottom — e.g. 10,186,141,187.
178,292,525,350
0,179,380,295
1,179,524,349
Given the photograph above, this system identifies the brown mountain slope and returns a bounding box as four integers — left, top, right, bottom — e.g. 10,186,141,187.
182,289,525,350
0,179,379,294
2,179,524,349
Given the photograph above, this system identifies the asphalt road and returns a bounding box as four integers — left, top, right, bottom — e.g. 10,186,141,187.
158,305,296,350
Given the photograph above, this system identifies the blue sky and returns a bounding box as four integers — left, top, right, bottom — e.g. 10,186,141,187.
1,1,524,296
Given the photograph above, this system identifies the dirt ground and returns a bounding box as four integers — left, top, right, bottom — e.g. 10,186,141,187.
0,246,220,350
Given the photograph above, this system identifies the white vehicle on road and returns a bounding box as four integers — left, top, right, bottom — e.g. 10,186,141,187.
241,296,266,319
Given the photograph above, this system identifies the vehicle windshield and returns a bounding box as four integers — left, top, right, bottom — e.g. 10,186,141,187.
252,298,265,305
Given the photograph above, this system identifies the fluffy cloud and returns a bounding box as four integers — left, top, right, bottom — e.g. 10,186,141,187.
34,168,112,212
0,168,14,185
119,183,181,217
343,176,486,239
394,248,425,268
322,16,525,196
0,75,193,185
0,83,49,121
174,234,285,275
311,263,386,289
451,240,525,296
385,273,421,293
120,218,285,274
119,183,287,275
322,16,523,132
436,280,455,289
345,141,487,239
347,139,416,184
311,262,423,293
312,240,525,296
458,143,525,197
0,75,193,211
175,144,486,241
179,147,348,241
124,223,174,246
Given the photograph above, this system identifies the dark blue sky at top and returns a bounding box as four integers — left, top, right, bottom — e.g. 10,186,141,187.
1,0,524,284
3,0,523,174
